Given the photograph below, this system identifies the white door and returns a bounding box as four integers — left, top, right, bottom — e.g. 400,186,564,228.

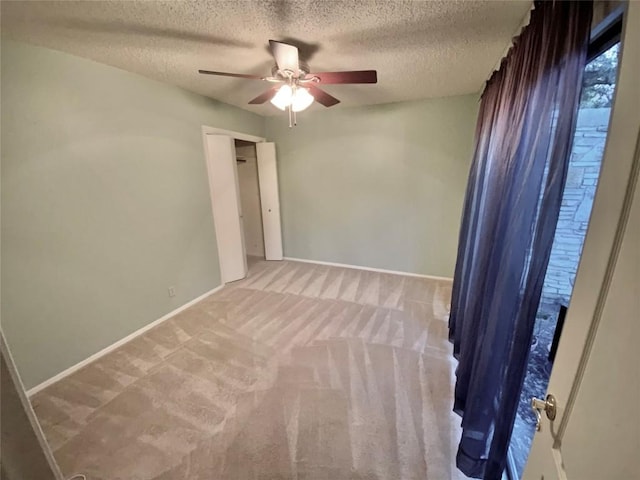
204,134,247,283
256,142,284,260
523,4,639,479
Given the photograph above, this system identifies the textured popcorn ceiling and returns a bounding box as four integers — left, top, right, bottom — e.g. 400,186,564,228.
1,0,531,116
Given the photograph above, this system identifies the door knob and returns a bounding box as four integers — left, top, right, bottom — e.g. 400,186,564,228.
531,394,557,431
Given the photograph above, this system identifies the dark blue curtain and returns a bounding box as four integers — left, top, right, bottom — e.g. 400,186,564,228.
448,2,592,478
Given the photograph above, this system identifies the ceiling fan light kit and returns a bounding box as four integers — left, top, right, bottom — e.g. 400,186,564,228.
270,85,315,112
270,84,294,110
199,40,378,127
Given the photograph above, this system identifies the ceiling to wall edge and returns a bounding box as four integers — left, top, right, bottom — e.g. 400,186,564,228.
1,0,535,118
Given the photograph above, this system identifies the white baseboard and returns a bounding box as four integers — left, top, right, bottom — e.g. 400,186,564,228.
283,257,453,282
27,284,225,397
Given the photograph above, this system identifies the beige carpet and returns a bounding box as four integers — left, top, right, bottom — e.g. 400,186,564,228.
31,258,465,480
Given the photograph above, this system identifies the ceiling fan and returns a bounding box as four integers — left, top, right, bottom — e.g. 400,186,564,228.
199,40,377,126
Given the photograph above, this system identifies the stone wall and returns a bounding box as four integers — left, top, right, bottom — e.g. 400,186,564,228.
541,108,611,305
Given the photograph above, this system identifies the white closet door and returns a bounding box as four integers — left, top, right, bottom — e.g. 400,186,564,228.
205,134,247,283
256,142,284,260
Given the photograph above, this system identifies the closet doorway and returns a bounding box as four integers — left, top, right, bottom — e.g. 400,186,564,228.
236,139,266,266
202,127,283,284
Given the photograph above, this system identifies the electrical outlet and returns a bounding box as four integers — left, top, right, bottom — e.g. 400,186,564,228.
168,286,176,297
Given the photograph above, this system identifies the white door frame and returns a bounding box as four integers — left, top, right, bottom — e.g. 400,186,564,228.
202,126,281,284
201,126,266,145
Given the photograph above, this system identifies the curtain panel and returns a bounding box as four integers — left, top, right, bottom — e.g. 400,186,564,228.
448,1,593,478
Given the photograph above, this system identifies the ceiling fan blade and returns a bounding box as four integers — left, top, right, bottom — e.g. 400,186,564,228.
248,86,280,104
310,70,378,84
307,85,340,107
269,40,299,73
199,70,264,80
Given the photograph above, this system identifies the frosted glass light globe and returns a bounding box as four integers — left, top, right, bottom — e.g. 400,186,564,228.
270,85,293,110
291,87,314,112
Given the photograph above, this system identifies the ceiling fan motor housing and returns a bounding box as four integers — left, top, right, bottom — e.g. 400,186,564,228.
271,62,310,81
198,39,377,111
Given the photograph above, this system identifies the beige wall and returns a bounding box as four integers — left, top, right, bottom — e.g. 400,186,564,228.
1,40,264,389
265,95,479,278
236,143,265,257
